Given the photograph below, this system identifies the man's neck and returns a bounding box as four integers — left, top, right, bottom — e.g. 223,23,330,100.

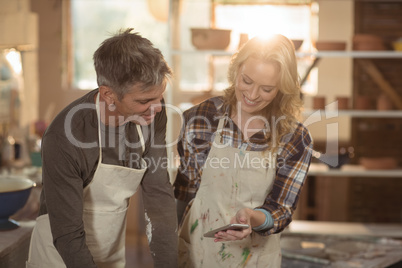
95,92,125,127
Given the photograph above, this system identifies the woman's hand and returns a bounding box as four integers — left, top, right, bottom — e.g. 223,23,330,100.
213,208,253,242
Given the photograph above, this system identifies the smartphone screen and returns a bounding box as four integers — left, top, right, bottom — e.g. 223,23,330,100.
203,223,250,238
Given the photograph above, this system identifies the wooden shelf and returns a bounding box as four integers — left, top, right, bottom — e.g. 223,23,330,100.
0,44,36,51
308,163,402,177
171,49,232,56
172,49,402,58
297,51,402,58
302,109,402,118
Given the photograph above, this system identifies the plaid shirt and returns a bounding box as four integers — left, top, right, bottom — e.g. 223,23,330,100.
174,96,313,235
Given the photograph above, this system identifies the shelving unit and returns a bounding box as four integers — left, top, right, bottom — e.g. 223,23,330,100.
301,35,402,222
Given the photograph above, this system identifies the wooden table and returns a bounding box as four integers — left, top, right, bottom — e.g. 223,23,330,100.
286,220,402,238
0,221,35,268
281,220,402,268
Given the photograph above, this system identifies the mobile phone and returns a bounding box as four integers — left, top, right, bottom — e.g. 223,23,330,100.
203,223,250,238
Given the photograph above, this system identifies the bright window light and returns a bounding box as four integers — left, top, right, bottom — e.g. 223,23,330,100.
215,5,312,50
69,0,168,90
5,49,22,75
213,4,316,94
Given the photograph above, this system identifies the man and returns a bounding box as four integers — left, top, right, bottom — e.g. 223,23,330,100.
26,28,177,267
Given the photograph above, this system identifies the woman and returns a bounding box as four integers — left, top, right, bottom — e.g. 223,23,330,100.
174,35,313,267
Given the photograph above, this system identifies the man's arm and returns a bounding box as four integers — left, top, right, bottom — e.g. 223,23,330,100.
141,104,178,267
41,131,97,267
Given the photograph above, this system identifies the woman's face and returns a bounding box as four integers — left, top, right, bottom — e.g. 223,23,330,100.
235,57,280,117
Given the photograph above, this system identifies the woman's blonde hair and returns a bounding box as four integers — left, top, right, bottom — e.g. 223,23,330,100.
223,34,303,150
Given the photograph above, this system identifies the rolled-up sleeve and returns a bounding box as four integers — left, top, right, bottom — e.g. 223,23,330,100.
257,123,313,235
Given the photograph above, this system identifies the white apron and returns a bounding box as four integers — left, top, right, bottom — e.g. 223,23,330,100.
178,117,281,268
27,94,147,268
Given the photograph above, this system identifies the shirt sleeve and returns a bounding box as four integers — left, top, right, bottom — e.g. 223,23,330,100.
256,123,313,236
41,131,97,267
140,102,178,267
173,109,212,203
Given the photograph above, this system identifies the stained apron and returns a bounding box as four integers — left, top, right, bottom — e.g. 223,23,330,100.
27,93,147,268
178,117,281,268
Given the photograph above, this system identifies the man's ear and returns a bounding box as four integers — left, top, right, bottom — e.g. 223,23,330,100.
99,85,116,105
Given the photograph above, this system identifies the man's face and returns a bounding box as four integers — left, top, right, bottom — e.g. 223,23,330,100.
113,83,166,126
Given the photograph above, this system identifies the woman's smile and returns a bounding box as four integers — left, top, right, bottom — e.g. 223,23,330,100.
242,94,259,106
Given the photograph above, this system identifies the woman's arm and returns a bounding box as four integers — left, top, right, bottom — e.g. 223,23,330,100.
257,123,313,235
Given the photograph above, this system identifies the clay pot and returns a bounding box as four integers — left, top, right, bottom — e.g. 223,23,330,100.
377,94,393,110
291,39,304,51
353,43,386,51
313,96,326,110
393,40,402,51
315,41,346,51
353,34,386,51
353,34,383,43
354,96,372,110
360,157,397,170
191,28,231,50
147,0,169,22
336,97,349,110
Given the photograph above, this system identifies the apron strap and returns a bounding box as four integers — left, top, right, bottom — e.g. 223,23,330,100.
136,124,145,154
214,116,226,144
95,93,103,163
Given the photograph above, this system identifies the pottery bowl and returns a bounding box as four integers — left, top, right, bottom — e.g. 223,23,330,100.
392,41,402,51
291,39,304,51
315,41,346,51
353,34,386,51
353,34,383,43
191,28,231,50
0,176,36,229
359,157,397,170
